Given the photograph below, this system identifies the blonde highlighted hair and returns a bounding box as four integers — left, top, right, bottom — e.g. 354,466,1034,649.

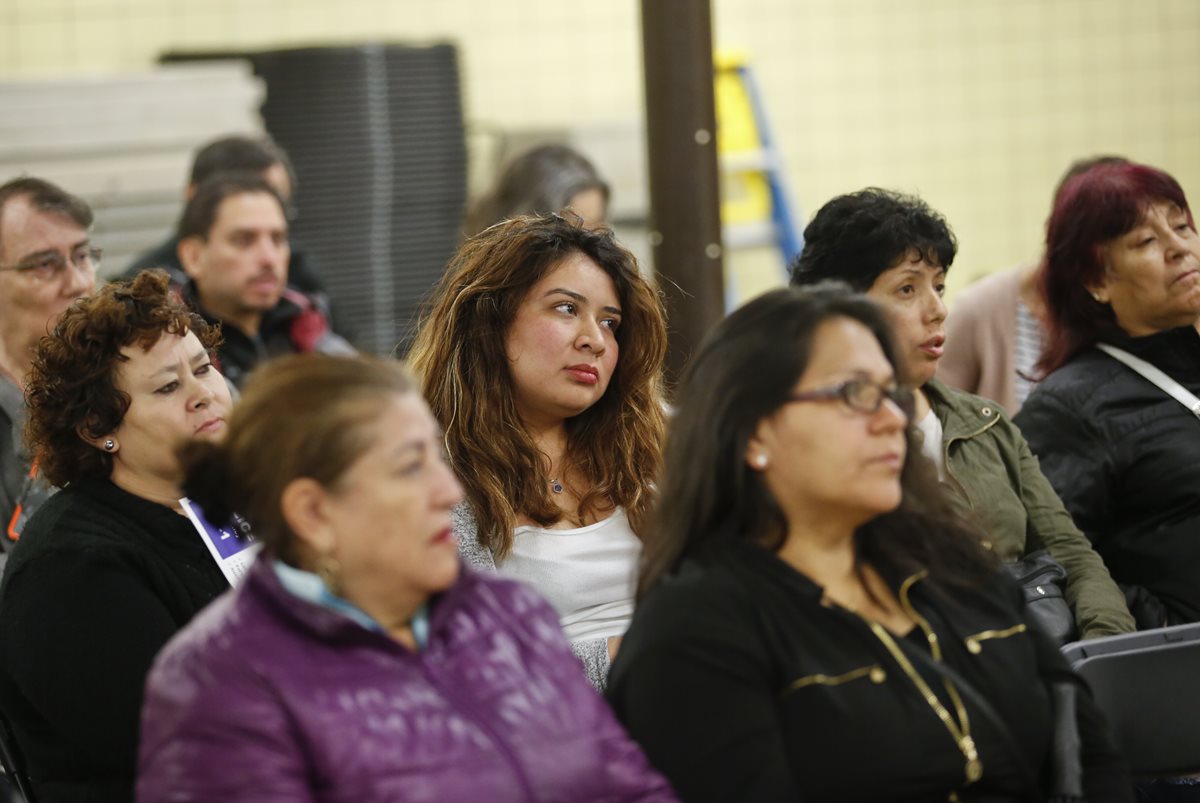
407,213,667,558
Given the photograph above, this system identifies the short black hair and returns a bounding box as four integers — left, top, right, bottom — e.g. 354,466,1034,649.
789,188,957,291
0,177,93,260
189,135,295,194
177,173,286,241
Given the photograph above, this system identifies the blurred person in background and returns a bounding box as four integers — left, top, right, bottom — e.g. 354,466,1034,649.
464,143,610,235
1016,160,1200,630
790,188,1133,641
122,134,328,298
608,285,1130,802
408,212,666,689
138,354,676,802
0,177,98,549
939,156,1129,415
177,172,352,389
0,271,232,802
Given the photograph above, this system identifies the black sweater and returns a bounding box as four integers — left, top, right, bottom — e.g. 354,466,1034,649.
0,478,228,803
1016,326,1200,628
607,541,1130,803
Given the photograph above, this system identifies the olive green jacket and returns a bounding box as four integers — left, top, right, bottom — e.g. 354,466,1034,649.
925,378,1134,639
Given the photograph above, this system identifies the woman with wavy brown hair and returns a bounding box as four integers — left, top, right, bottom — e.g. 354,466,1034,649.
408,212,667,688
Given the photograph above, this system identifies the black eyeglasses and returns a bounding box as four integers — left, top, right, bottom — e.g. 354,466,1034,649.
787,379,914,418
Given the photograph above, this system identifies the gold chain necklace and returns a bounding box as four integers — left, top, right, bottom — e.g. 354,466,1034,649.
863,572,982,786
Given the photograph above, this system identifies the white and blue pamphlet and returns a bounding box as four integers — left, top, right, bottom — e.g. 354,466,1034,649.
180,498,261,586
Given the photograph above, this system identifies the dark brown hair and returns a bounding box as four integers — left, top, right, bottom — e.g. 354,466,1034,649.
0,177,93,262
24,270,220,487
408,212,667,558
189,135,295,194
179,354,415,564
177,172,286,241
464,144,609,237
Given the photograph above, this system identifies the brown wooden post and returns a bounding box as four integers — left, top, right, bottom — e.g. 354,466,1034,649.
640,0,725,387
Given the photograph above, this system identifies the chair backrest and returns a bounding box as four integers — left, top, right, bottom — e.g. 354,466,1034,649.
1063,623,1200,776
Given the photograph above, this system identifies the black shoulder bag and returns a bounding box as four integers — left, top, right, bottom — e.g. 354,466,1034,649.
1005,550,1077,647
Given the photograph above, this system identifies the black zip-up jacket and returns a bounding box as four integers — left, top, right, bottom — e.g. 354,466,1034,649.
180,282,352,390
1016,326,1200,628
608,540,1130,802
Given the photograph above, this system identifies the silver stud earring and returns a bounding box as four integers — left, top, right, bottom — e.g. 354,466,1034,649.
754,454,768,469
103,439,116,452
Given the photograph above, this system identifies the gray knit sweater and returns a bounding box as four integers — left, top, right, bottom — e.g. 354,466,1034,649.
451,503,611,690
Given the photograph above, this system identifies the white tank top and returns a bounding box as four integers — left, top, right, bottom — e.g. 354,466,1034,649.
497,508,639,642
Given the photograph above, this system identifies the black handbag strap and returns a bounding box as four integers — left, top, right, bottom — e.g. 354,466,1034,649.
897,637,1057,802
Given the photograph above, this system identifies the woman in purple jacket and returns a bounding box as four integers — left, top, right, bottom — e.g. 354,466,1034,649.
136,354,675,803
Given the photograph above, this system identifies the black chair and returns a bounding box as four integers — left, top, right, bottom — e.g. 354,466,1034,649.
0,708,32,803
1062,623,1200,777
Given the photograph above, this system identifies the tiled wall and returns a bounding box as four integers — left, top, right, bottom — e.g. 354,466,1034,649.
714,0,1200,292
3,0,1198,296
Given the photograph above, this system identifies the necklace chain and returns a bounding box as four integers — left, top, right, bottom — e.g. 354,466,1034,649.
861,571,981,787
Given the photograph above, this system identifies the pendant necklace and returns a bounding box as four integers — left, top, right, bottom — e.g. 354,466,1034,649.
550,478,564,494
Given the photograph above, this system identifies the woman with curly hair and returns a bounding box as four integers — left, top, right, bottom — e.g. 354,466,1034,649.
408,212,667,688
0,269,233,803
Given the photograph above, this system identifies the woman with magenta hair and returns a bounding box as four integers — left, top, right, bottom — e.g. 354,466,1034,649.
1015,160,1200,629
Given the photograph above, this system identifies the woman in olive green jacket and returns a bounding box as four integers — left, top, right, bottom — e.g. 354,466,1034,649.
789,188,1134,639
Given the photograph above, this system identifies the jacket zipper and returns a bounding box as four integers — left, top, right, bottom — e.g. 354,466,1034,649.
863,571,983,787
940,414,1001,511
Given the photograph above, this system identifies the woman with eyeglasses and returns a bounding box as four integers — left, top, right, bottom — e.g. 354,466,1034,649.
0,270,233,802
607,285,1130,802
787,188,1133,644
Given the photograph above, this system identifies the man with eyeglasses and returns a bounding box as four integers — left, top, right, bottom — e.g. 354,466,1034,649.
0,177,98,550
177,172,352,389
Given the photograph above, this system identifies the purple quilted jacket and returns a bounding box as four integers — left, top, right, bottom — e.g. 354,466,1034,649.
137,558,676,802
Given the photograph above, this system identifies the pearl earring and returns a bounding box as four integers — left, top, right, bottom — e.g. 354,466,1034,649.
754,454,768,469
103,439,116,452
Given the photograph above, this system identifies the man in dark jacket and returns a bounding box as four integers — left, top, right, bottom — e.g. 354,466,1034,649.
122,135,327,297
178,173,353,389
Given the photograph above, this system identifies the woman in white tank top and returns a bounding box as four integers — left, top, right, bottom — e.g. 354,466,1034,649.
409,212,667,689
